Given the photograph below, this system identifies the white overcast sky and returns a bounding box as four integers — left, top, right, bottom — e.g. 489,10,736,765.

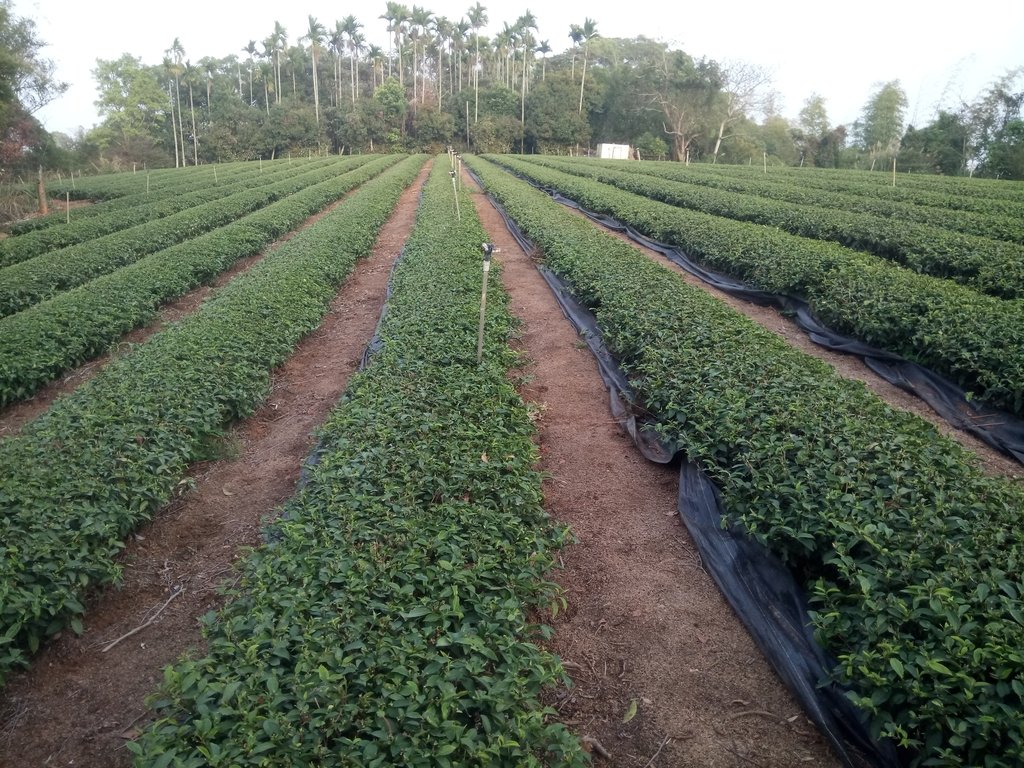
12,0,1024,137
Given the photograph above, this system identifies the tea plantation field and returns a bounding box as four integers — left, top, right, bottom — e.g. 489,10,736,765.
1,154,1022,767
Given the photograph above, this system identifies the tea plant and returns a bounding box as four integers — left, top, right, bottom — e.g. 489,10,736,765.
0,158,375,314
468,154,1024,767
614,158,1024,244
0,156,404,407
130,160,586,766
0,157,343,267
0,156,427,684
525,156,1024,297
692,162,1024,217
487,155,1024,418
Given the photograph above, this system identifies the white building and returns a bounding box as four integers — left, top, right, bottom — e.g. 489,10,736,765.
596,143,632,160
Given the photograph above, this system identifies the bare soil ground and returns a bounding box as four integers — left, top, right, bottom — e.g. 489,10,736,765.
591,212,1021,480
0,163,432,767
0,190,361,437
468,178,841,767
1,163,1014,768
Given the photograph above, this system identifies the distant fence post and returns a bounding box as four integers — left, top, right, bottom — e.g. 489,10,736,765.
37,167,48,215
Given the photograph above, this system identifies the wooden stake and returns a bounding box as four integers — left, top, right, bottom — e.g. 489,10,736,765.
477,244,495,363
763,152,768,173
892,156,897,187
66,191,70,224
450,170,461,221
37,167,48,215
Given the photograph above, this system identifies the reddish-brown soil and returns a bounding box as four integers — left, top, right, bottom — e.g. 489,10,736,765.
0,162,432,767
469,179,841,767
0,187,362,437
1,162,1016,768
569,207,1021,480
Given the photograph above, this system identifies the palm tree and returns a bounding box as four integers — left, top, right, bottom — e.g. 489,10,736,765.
339,16,363,106
379,3,398,80
348,26,365,102
518,32,535,152
287,45,305,98
303,15,327,124
165,38,187,164
394,4,411,86
409,6,432,106
498,23,515,88
243,41,257,105
201,57,216,114
467,2,487,123
568,24,583,81
257,60,274,115
516,11,537,93
536,39,550,81
261,37,277,101
380,2,411,83
434,16,453,100
271,21,287,103
455,18,470,91
366,44,385,90
515,13,537,152
183,60,199,165
577,18,598,115
162,58,181,167
330,22,346,106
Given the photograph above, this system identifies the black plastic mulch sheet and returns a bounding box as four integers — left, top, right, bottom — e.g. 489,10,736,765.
539,181,1024,466
474,174,901,768
482,176,674,464
533,262,675,464
678,464,900,768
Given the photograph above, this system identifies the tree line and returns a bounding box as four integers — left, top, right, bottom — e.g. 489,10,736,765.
1,0,1022,183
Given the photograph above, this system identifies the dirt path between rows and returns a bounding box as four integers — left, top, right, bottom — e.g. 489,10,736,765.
5,161,1008,768
565,206,1022,480
0,250,263,436
468,179,841,767
0,189,368,437
0,162,432,768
